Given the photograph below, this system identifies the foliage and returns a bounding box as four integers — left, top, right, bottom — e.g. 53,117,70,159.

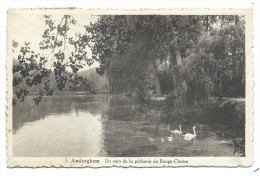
77,68,109,92
159,70,174,94
175,16,245,104
207,98,245,135
12,15,91,105
85,15,204,96
12,14,245,106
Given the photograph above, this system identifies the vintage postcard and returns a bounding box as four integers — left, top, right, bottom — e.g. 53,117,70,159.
7,8,253,167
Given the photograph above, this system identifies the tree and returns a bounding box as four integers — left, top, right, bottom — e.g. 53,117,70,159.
13,14,245,106
12,15,92,105
176,15,245,103
86,15,203,96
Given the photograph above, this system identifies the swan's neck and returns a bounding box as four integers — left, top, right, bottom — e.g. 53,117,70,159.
193,128,196,136
179,126,182,132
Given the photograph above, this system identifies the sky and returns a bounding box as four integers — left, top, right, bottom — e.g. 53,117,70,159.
8,12,99,70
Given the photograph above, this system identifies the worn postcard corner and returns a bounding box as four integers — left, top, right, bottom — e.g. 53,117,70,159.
6,8,253,168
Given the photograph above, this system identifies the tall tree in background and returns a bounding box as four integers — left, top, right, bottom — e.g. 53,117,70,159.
86,15,202,96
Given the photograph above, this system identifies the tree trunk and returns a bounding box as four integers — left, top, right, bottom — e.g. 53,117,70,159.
216,68,223,102
153,121,160,136
109,77,114,93
218,76,223,102
169,43,179,97
173,73,178,96
205,16,209,31
221,15,225,27
151,59,161,95
235,15,239,25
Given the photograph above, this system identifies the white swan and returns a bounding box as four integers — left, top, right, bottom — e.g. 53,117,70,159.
149,138,155,141
184,127,197,140
170,124,182,134
167,135,174,142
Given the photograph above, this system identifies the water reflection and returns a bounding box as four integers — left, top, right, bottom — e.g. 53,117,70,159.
13,94,109,157
13,111,106,157
13,94,235,157
13,94,110,133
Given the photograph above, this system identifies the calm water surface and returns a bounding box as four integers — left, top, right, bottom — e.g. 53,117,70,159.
13,94,235,157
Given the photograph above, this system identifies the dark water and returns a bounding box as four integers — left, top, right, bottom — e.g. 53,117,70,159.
13,94,235,157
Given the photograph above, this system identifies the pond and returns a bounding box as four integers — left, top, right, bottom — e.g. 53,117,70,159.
13,94,235,157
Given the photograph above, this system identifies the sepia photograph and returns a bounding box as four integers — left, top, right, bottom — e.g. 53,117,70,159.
6,8,253,167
